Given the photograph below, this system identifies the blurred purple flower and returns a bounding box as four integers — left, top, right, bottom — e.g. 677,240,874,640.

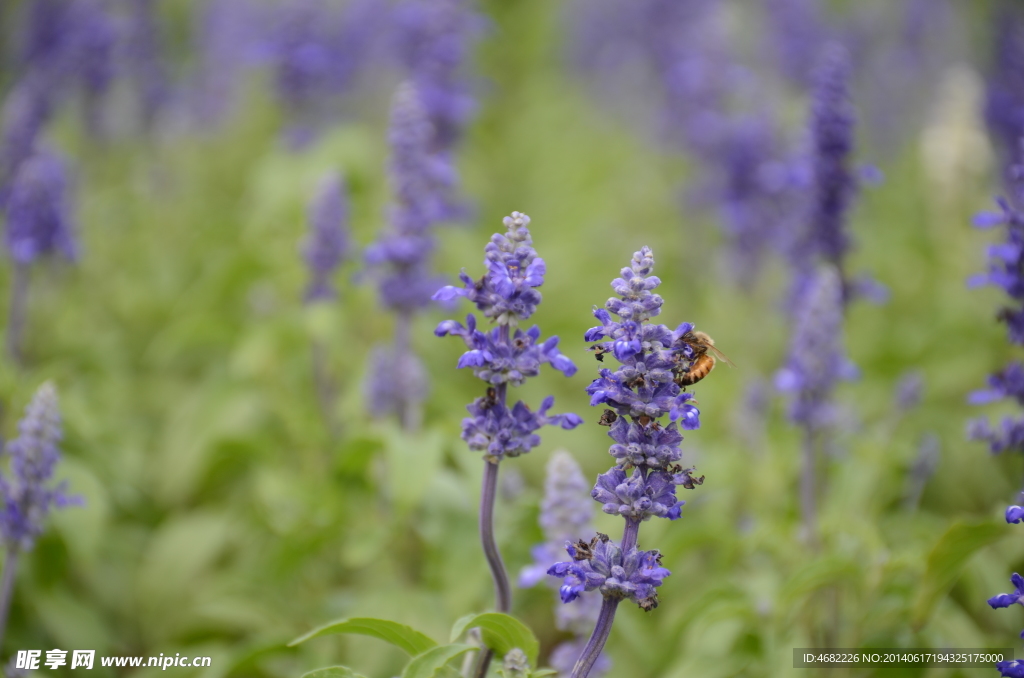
302,171,349,303
775,266,857,431
394,0,482,152
984,5,1024,201
0,78,53,205
762,0,829,87
125,0,172,130
366,84,452,312
3,146,77,265
0,383,78,551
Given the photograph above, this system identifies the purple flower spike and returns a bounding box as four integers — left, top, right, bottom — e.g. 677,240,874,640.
302,171,349,302
776,266,856,431
4,146,77,265
0,383,78,551
365,84,451,312
394,0,483,153
808,44,857,269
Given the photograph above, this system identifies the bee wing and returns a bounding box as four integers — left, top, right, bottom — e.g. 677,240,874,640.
707,344,736,368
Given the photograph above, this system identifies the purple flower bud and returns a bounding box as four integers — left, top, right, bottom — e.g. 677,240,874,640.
1007,506,1024,524
4,146,77,265
302,171,349,302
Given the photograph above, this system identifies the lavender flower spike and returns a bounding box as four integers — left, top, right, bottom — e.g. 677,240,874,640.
0,383,78,648
303,171,349,303
4,146,77,365
435,212,579,678
364,84,450,428
776,265,855,541
548,247,705,678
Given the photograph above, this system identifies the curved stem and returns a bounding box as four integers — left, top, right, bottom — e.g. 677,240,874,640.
479,457,511,612
0,548,19,651
570,597,620,678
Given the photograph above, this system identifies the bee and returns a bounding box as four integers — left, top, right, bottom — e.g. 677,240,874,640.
478,387,498,410
674,330,735,387
570,532,609,561
598,409,618,427
590,345,609,362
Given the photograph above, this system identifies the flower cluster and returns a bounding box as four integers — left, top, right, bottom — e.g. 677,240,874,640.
549,538,670,611
302,171,349,303
988,573,1024,637
0,383,77,551
434,212,547,324
434,315,574,386
435,211,580,461
549,247,705,618
461,395,581,460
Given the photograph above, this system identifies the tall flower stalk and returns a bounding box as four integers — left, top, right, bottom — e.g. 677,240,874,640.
777,44,861,545
0,383,77,648
434,211,580,675
301,170,349,439
546,247,703,678
365,84,451,430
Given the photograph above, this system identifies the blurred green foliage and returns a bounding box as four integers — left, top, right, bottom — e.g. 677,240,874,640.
1,0,1023,676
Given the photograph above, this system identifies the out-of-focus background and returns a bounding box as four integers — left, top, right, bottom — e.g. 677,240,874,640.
1,0,1023,676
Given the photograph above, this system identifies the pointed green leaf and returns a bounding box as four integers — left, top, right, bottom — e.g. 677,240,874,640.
447,613,539,666
912,520,1009,629
288,617,437,656
401,643,476,678
300,667,368,678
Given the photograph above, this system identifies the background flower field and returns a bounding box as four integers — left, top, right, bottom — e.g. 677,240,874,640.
0,0,1022,676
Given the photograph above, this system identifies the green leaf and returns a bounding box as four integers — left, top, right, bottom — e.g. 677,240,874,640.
531,670,558,677
912,520,1009,629
447,613,539,666
288,617,437,656
300,667,368,678
401,644,476,678
448,613,478,643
